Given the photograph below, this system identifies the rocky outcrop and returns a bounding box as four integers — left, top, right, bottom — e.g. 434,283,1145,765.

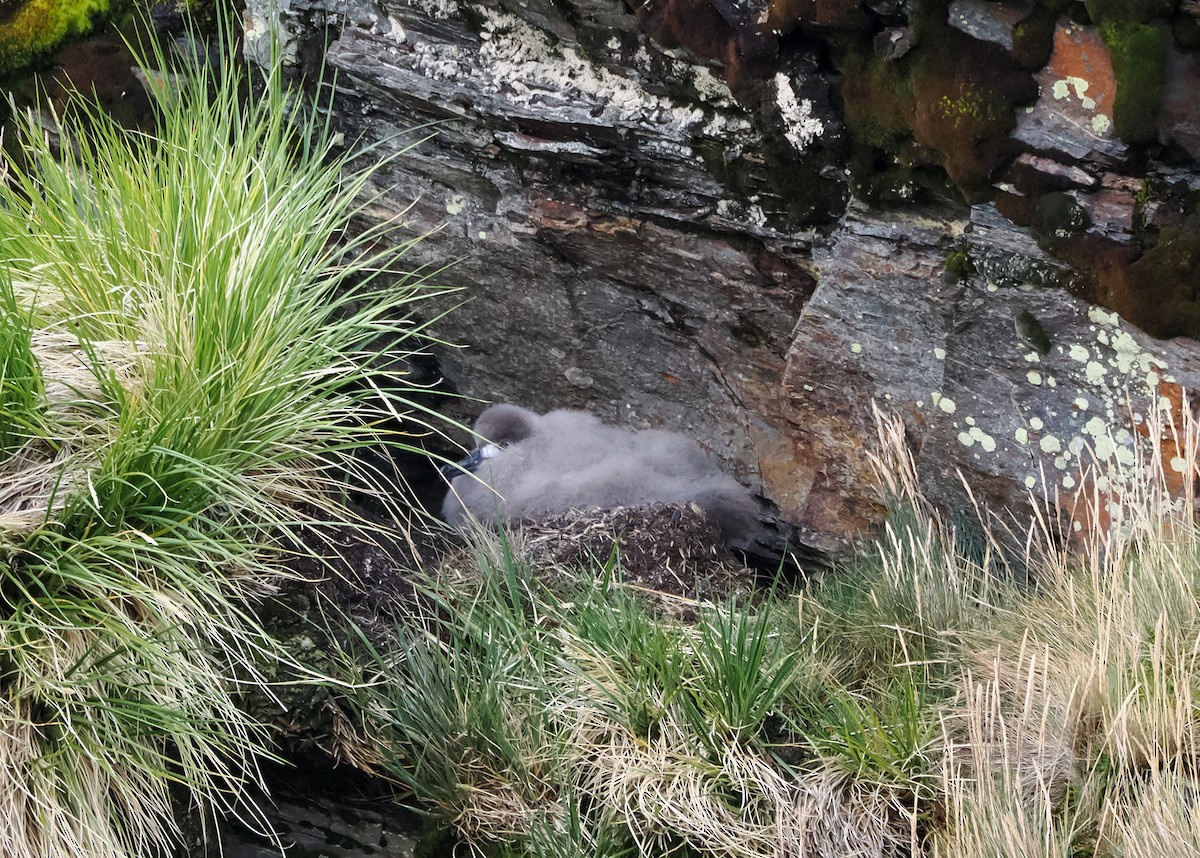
243,0,1200,557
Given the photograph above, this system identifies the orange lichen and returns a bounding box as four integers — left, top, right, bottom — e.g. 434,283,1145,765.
1044,22,1118,115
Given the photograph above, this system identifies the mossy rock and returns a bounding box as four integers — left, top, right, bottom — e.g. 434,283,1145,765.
841,52,914,151
907,30,1036,200
0,0,225,77
1100,21,1168,144
840,17,1036,203
944,247,976,282
0,0,114,76
1124,224,1200,338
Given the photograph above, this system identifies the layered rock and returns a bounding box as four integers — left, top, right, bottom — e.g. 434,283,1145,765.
243,0,1200,556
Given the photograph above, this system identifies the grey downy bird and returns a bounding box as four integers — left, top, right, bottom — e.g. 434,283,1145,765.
440,404,763,549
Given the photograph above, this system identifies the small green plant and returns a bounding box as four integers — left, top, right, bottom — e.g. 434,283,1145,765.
791,668,939,801
559,569,687,740
0,269,44,459
682,597,800,751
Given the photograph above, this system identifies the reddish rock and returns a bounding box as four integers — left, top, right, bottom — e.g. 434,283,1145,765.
1012,22,1125,163
631,0,777,91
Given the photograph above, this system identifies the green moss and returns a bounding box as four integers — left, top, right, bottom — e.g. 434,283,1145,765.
840,53,914,151
936,85,1002,129
1100,21,1168,143
0,0,114,76
944,248,976,282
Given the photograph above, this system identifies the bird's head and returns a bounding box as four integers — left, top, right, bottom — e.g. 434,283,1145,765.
439,404,538,478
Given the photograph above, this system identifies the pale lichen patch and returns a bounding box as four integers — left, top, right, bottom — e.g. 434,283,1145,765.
1082,415,1107,438
938,396,957,415
774,73,824,151
690,66,731,104
476,11,727,142
971,426,997,453
1052,76,1096,111
1039,434,1062,454
1092,434,1117,461
1088,307,1120,327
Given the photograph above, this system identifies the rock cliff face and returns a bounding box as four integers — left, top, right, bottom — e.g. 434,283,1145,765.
245,0,1200,557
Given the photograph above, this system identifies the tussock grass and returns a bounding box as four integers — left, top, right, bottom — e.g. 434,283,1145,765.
0,19,446,858
342,402,1200,857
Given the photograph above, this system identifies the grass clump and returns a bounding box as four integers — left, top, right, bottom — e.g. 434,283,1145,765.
0,19,444,858
336,402,1200,857
341,532,908,857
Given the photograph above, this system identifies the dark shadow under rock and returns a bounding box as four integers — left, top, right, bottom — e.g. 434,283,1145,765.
241,519,447,762
205,757,423,858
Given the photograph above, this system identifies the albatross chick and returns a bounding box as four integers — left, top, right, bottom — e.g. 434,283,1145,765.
440,404,762,549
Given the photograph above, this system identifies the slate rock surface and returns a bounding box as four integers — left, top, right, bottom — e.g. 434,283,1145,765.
244,0,1200,556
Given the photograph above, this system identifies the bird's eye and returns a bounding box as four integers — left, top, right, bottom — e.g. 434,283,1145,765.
499,441,510,448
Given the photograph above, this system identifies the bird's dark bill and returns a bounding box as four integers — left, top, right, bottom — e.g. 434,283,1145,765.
440,448,485,478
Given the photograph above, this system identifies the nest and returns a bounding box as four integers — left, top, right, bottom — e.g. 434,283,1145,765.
518,502,755,603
